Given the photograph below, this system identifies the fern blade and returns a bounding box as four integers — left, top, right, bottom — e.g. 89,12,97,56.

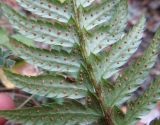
86,0,128,55
93,16,145,82
15,0,72,23
123,77,160,125
103,28,160,107
0,39,81,78
0,100,103,125
1,4,78,50
4,70,91,99
80,0,121,31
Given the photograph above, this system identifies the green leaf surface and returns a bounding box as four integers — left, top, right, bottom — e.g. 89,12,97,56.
93,16,145,81
86,0,128,55
11,34,36,47
15,0,72,23
0,100,103,125
4,70,90,99
0,39,81,77
76,0,115,9
76,0,95,8
80,0,121,31
1,4,78,49
121,29,160,125
121,77,160,125
103,28,160,107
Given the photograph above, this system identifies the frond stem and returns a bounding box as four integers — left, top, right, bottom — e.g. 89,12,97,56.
72,1,114,125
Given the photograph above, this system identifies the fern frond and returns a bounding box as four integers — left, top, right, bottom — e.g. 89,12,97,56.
1,4,78,49
76,0,94,8
11,34,37,48
93,16,145,81
121,29,160,125
121,77,160,125
86,0,128,55
15,0,72,23
0,39,81,77
1,0,160,124
103,28,160,107
80,0,121,31
4,70,91,99
0,100,103,125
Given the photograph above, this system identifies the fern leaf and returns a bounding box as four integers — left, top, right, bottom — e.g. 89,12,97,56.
11,34,37,48
76,0,95,8
76,0,113,8
80,0,121,31
121,29,160,125
4,70,91,99
12,34,73,53
86,0,128,55
103,28,160,107
107,0,128,34
1,0,160,124
93,16,145,81
1,4,77,49
0,39,81,77
121,77,160,125
15,0,72,23
0,100,103,125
